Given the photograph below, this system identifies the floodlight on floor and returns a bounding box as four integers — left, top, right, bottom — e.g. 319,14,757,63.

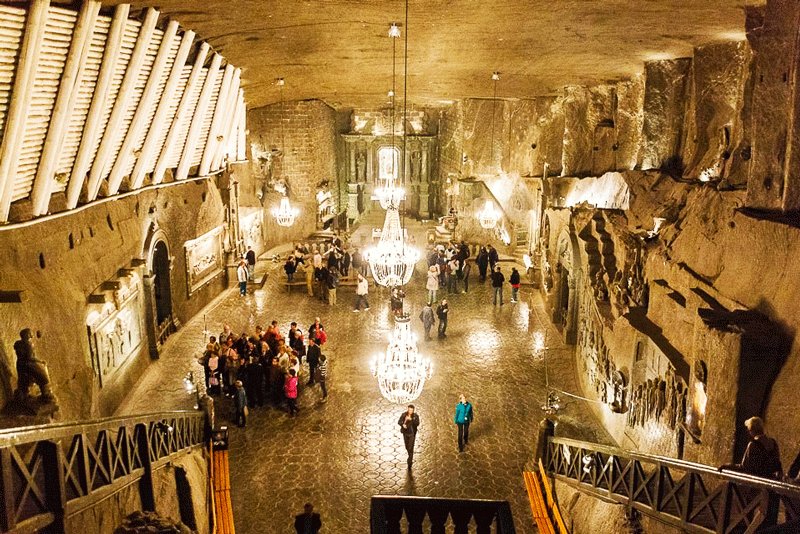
370,314,432,404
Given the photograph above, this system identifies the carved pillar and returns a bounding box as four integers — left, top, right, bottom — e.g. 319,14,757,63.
142,273,160,359
421,145,429,182
366,140,374,185
349,141,356,182
404,143,412,183
347,183,359,221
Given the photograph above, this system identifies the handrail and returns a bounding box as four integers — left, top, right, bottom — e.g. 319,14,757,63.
0,410,201,445
370,495,516,533
0,411,206,533
543,435,800,534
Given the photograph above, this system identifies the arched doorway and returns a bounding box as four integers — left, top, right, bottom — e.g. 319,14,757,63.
152,241,172,328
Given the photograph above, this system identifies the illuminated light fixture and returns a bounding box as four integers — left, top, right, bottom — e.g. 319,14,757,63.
271,77,299,227
272,196,299,227
478,199,500,229
374,21,404,210
366,206,419,286
489,71,501,170
370,314,432,404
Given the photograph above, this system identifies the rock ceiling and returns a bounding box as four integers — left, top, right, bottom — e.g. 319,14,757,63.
109,0,749,109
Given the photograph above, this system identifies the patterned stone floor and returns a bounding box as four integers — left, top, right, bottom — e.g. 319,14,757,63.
120,217,611,533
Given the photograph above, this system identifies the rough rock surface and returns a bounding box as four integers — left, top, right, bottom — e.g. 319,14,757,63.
615,75,645,171
561,85,615,177
746,0,800,210
682,42,751,181
640,59,692,172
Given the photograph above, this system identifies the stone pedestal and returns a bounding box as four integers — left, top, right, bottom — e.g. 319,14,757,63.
347,183,360,221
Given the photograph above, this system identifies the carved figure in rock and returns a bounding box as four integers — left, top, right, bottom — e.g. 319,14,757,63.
676,381,687,426
355,151,366,182
410,150,421,182
13,329,57,406
656,379,667,421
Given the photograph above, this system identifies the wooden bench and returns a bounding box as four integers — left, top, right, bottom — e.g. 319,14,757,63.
212,449,235,534
523,470,556,534
283,280,308,293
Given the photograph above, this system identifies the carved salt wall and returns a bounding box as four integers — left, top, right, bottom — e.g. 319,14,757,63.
0,178,227,419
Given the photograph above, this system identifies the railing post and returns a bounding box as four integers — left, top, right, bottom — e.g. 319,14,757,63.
536,418,555,465
136,422,156,512
43,440,67,533
0,448,15,531
716,480,731,534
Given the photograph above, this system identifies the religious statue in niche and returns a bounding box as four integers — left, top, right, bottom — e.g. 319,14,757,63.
687,359,708,438
410,150,422,182
7,329,59,416
592,266,609,302
355,150,366,183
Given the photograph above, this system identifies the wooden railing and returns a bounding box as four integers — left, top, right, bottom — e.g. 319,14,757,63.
0,411,206,533
370,495,516,533
543,436,800,533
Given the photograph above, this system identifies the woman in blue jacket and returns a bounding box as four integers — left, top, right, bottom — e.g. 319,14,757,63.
454,394,474,452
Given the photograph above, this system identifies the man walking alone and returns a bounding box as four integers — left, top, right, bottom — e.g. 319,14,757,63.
237,260,249,296
398,405,420,469
353,273,370,312
419,302,435,341
436,299,449,339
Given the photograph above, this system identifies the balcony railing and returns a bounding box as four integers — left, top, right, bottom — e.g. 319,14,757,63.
543,435,800,533
0,411,206,533
370,495,516,534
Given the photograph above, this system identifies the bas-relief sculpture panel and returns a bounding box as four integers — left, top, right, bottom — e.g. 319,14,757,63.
239,210,264,253
185,226,225,296
87,280,145,388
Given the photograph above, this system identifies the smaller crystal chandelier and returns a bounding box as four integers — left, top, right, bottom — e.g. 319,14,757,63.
374,183,406,210
478,199,500,229
370,314,432,404
366,207,419,286
272,196,298,227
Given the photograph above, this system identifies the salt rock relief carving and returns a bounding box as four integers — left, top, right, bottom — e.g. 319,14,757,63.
578,304,628,414
626,365,687,434
87,272,145,388
185,226,225,295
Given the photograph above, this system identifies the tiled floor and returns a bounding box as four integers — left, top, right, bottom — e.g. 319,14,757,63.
120,217,610,533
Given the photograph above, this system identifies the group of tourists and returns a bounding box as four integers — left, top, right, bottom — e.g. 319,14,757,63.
199,317,330,427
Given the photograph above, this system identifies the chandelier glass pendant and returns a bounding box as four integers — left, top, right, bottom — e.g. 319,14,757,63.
374,23,405,210
366,206,419,286
370,315,432,404
271,77,299,227
272,196,299,227
478,199,500,229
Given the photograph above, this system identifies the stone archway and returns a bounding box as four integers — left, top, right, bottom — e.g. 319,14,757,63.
142,225,175,358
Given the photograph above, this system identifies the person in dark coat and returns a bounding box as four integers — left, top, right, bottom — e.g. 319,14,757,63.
436,299,449,339
341,249,352,277
246,356,265,407
284,256,297,282
294,503,322,534
306,338,321,386
491,266,505,306
719,416,783,526
233,380,247,428
245,246,256,281
476,246,489,282
268,356,283,405
487,244,499,272
398,405,420,469
510,267,521,303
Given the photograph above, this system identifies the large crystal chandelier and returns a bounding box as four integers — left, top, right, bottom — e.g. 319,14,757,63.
366,206,419,286
370,315,432,404
478,199,500,229
272,196,298,227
